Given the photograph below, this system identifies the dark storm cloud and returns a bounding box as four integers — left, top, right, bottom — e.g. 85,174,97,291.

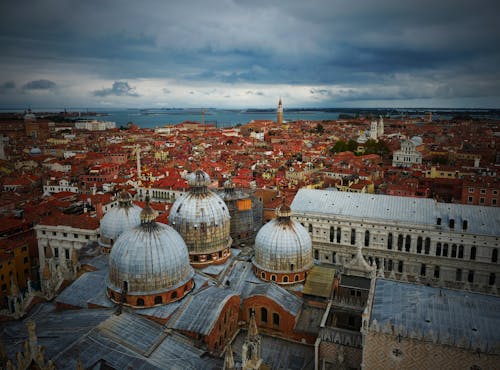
0,81,15,93
22,79,57,90
0,0,499,106
93,81,139,97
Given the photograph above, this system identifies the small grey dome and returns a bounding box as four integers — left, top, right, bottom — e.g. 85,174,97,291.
187,169,211,189
107,219,194,295
253,206,312,274
99,191,142,246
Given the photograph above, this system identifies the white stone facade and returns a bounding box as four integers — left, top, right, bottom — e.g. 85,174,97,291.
392,138,423,167
291,190,500,295
43,179,80,194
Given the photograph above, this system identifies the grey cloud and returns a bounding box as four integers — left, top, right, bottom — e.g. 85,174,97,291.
1,81,15,89
162,88,171,94
93,81,139,97
22,79,56,90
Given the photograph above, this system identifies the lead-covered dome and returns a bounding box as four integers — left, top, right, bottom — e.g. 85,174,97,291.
169,169,232,267
99,190,142,252
107,200,194,308
253,202,313,284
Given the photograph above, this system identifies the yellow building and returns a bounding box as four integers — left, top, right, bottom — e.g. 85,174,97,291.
0,239,31,305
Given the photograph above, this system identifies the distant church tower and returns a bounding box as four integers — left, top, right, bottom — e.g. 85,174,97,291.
277,97,283,124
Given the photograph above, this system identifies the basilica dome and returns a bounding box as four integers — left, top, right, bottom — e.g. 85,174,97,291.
169,169,232,267
253,203,313,284
107,200,194,308
99,190,142,252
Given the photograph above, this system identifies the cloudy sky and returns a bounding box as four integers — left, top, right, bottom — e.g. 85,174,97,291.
0,0,499,108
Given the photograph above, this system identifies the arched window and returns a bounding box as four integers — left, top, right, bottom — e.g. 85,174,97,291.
261,307,268,323
489,273,496,286
458,245,464,259
271,275,276,282
154,296,162,305
417,237,422,254
273,313,280,327
456,268,462,281
424,238,430,254
330,227,335,243
462,220,468,230
397,234,403,251
398,261,403,273
434,266,440,279
308,224,313,233
468,270,474,283
405,235,411,252
294,274,299,282
350,229,356,245
136,298,145,306
492,249,498,263
122,281,128,292
314,249,319,260
470,246,476,260
171,291,178,300
420,263,426,277
387,233,393,250
442,243,448,257
449,219,454,229
451,244,457,258
436,243,442,256
261,271,266,279
283,276,289,283
290,263,294,271
364,230,370,247
336,227,341,243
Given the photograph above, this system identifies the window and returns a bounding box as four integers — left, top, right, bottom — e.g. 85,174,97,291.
171,291,178,299
271,275,276,282
350,229,356,245
65,249,70,259
462,220,468,230
52,231,56,236
63,232,67,237
336,227,341,243
283,276,289,283
330,227,335,243
405,235,411,252
456,269,462,281
458,245,464,259
42,230,46,235
273,313,280,327
468,187,474,193
74,234,78,238
261,307,268,323
416,237,422,254
479,197,485,204
436,243,441,256
397,234,403,251
308,224,313,233
154,296,162,305
492,249,498,263
294,274,299,282
424,238,430,254
470,246,476,260
54,248,59,258
261,271,266,279
136,298,144,306
489,273,496,286
387,259,393,271
437,217,441,226
434,266,440,279
442,243,448,257
398,261,403,273
420,264,426,277
480,189,486,194
364,230,370,247
290,263,294,271
468,196,473,203
449,219,454,229
451,244,457,258
23,256,29,264
314,249,319,260
468,270,474,283
387,233,393,250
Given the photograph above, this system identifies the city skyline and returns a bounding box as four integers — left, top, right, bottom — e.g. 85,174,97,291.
1,0,500,109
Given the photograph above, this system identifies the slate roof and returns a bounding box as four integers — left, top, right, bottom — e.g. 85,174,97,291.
291,188,500,236
247,283,303,316
370,279,500,353
168,286,238,336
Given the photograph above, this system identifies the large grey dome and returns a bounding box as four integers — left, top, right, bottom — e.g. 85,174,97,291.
107,202,194,307
169,169,232,266
253,203,313,276
99,190,142,251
